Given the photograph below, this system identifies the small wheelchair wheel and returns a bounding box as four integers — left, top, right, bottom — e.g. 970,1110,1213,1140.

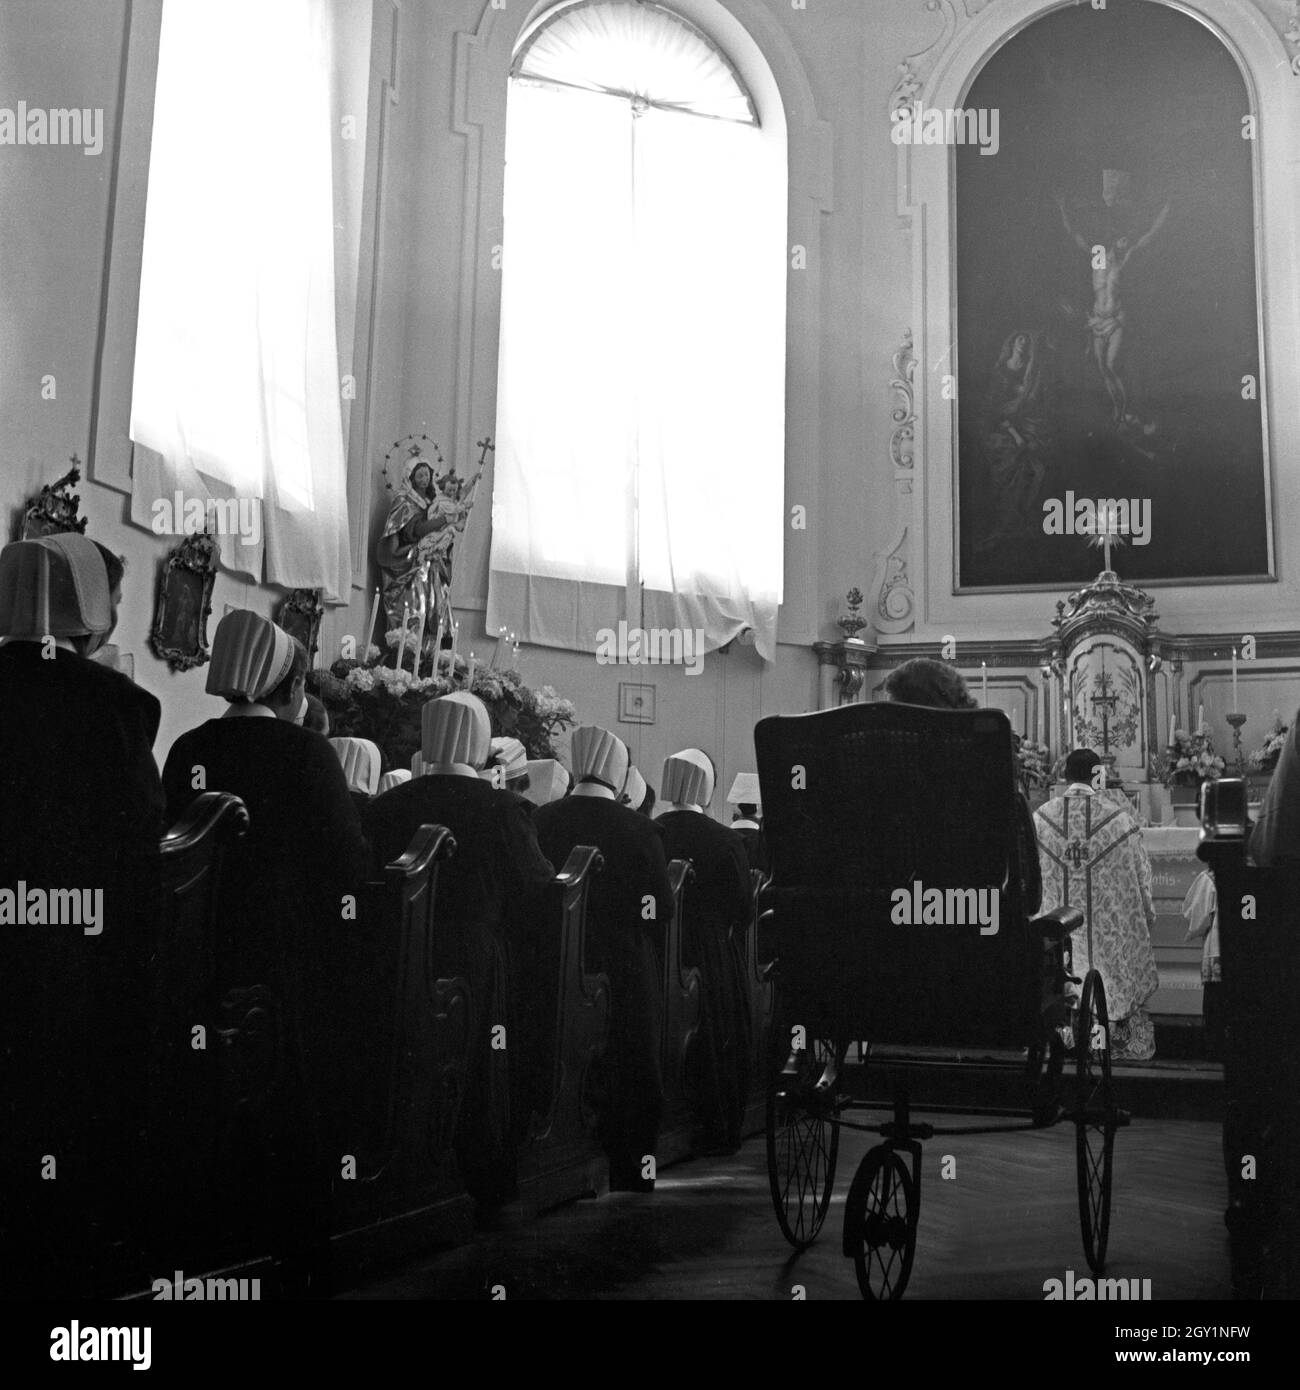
765,1035,841,1249
844,1146,918,1300
1074,969,1116,1273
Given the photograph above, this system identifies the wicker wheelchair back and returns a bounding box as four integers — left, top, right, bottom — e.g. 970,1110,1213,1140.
754,701,1037,1051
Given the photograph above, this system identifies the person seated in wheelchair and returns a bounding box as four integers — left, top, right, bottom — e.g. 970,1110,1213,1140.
882,659,1070,1113
775,659,1062,1096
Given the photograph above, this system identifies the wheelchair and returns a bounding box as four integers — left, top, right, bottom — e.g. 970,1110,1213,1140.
754,702,1125,1299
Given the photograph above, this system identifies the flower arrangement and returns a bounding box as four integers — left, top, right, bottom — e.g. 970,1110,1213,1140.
1165,729,1225,786
1247,712,1289,773
1015,738,1052,792
308,649,576,774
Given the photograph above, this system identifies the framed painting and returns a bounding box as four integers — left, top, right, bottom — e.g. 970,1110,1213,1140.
150,530,219,672
954,2,1272,591
278,588,325,665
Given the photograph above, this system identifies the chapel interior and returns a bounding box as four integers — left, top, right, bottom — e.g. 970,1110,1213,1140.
2,0,1298,1309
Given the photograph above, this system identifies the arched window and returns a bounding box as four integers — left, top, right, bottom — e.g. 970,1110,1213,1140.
488,0,787,663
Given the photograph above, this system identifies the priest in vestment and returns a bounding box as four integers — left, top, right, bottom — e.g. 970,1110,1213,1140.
1033,749,1159,1061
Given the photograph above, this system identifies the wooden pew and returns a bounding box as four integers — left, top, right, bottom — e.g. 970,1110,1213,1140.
148,791,265,1281
656,857,702,1168
516,846,612,1213
327,823,473,1277
1197,778,1300,1299
739,867,774,1137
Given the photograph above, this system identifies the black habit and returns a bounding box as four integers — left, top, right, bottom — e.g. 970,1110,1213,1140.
0,643,164,1294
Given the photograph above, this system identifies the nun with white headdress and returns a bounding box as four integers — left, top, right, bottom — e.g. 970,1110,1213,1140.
161,608,367,923
0,532,163,1295
726,771,768,875
657,749,753,1155
362,691,554,1215
161,609,368,1270
329,736,383,815
533,726,671,1190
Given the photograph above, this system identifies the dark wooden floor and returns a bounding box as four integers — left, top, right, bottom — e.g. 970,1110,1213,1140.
341,1112,1232,1300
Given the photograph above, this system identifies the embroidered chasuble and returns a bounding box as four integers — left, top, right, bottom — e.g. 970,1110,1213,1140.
1034,787,1159,1061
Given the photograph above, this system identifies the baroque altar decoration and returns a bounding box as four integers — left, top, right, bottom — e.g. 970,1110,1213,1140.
150,529,220,672
19,457,88,540
309,647,576,775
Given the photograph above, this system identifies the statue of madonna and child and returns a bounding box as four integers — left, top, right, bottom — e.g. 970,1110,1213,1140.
375,435,490,665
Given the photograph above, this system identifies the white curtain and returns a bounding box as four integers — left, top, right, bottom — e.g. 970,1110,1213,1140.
489,29,786,662
129,0,351,601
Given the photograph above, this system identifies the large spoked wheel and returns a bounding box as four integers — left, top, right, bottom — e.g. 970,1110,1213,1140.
766,1035,841,1249
844,1146,918,1300
1074,969,1116,1272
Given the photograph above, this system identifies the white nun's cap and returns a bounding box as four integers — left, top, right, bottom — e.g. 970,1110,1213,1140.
570,726,629,795
206,610,296,701
522,759,571,806
622,765,647,810
0,534,114,639
330,737,382,797
662,748,715,810
422,691,492,770
377,768,412,795
488,736,529,783
726,772,761,809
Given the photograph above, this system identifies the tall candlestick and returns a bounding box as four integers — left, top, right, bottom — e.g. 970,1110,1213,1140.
413,602,428,680
981,661,988,708
366,586,381,657
397,603,409,669
1232,646,1239,711
1169,714,1177,747
1197,704,1205,734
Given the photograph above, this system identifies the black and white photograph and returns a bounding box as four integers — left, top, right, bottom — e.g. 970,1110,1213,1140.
2,0,1297,1367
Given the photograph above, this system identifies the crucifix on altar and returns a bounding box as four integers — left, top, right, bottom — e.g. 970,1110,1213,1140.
1090,650,1121,760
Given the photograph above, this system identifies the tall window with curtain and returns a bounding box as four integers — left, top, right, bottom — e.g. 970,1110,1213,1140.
128,0,352,601
488,0,787,663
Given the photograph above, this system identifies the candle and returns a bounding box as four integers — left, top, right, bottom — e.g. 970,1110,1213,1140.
509,632,518,670
412,601,428,680
1232,646,1239,711
432,617,444,675
449,618,459,675
467,652,477,690
1198,704,1205,734
366,586,381,657
396,603,409,669
1169,715,1177,747
981,661,988,708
